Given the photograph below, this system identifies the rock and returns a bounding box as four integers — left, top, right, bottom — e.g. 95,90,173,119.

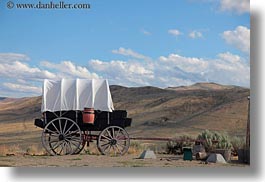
206,153,226,164
139,150,157,159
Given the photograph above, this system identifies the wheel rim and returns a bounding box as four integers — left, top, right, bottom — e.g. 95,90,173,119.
42,117,82,156
97,126,130,156
73,131,86,154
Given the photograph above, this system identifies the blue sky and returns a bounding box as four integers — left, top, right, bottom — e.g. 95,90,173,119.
0,0,250,97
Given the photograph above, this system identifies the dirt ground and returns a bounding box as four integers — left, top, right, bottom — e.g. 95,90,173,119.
0,154,248,167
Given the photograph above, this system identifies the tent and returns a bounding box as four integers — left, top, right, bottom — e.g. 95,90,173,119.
206,153,226,164
41,79,114,112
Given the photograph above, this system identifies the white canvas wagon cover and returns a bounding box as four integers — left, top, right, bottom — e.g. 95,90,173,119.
41,79,114,112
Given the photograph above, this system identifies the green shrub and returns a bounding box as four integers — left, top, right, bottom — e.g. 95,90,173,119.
197,130,214,152
216,133,232,149
166,135,194,154
231,136,245,155
197,130,232,152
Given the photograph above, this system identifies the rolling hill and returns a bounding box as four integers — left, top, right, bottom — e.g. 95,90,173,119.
0,82,250,149
110,83,249,137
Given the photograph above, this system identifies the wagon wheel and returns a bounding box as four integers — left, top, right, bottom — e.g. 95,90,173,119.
97,126,130,156
74,131,87,154
42,117,82,156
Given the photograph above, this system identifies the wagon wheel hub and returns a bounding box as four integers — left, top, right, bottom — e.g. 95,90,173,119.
110,139,117,146
58,134,65,141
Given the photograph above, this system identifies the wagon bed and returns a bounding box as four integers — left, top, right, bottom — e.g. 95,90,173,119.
35,110,132,130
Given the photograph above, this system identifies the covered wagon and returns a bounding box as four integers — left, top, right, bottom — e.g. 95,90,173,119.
34,79,132,156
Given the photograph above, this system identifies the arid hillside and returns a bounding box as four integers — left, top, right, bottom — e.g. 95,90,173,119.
110,83,249,137
0,82,249,149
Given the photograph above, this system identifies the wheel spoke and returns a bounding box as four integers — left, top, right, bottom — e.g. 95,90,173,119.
116,142,126,148
73,131,86,155
115,128,121,138
65,138,80,148
100,137,110,142
101,143,111,153
70,141,80,148
57,143,63,155
51,122,60,134
65,141,72,154
112,127,115,138
106,129,113,139
99,139,110,144
68,141,74,154
49,140,59,144
63,142,68,154
71,130,82,135
65,134,81,139
45,128,59,135
114,144,122,154
106,145,111,154
48,132,60,137
64,123,75,134
99,142,110,147
112,145,117,156
65,136,81,141
59,142,66,155
63,119,68,134
67,140,81,146
67,140,81,147
58,119,62,133
64,130,80,137
101,135,111,141
52,141,63,151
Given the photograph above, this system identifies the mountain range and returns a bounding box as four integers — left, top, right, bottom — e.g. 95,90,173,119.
0,82,250,148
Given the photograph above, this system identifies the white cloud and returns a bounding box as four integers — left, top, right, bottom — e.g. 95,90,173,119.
191,0,249,15
0,53,99,97
208,52,249,85
40,60,99,79
0,53,30,63
141,29,151,36
217,52,241,64
89,59,154,86
0,53,56,82
112,47,151,62
159,54,208,73
168,29,182,37
0,61,56,81
89,51,249,88
220,0,249,14
0,53,59,97
156,52,249,87
222,26,250,54
3,82,42,95
189,30,203,39
0,50,250,97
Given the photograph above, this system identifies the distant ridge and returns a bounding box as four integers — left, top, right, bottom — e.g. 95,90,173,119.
0,97,6,101
166,82,240,91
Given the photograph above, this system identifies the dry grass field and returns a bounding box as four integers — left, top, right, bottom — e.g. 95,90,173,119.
0,153,248,167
